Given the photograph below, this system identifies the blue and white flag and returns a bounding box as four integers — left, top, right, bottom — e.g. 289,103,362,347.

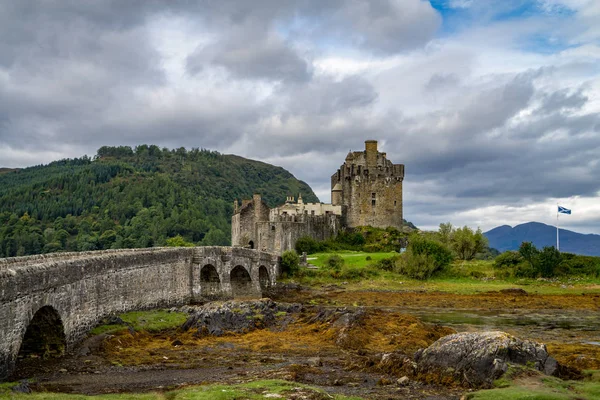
558,206,571,214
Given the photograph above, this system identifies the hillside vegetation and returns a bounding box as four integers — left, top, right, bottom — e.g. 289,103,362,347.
0,145,318,257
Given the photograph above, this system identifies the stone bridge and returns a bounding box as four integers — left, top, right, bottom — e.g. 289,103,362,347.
0,246,279,380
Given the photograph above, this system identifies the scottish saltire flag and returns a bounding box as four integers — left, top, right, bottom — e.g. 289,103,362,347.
558,206,571,214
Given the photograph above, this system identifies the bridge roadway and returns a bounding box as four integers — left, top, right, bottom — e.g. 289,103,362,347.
0,246,280,380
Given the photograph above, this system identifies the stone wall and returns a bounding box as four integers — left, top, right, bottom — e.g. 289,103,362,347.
0,246,279,380
256,213,342,253
232,195,342,253
331,140,404,229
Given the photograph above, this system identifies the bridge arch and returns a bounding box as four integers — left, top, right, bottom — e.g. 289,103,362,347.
17,306,66,365
200,264,222,298
258,265,271,291
230,265,253,297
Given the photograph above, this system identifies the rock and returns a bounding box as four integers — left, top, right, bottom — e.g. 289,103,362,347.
397,376,410,386
307,357,322,367
78,346,91,356
499,288,528,295
182,299,302,336
415,331,560,388
58,368,68,373
11,381,31,394
171,339,183,347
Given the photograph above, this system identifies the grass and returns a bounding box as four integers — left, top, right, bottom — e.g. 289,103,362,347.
307,251,398,268
90,310,189,336
468,373,600,400
0,380,363,399
292,251,600,295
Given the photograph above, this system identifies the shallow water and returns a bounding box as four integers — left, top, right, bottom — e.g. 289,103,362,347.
409,308,600,344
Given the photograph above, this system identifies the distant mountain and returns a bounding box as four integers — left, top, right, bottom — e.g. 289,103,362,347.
484,222,600,256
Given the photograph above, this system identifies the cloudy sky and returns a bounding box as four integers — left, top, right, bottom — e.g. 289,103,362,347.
1,0,599,233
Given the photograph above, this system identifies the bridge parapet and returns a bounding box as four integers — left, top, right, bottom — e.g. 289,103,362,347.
0,246,279,380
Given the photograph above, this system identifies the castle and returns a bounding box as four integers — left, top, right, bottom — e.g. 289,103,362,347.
231,140,405,253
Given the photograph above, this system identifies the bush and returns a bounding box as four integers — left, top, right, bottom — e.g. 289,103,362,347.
396,251,439,280
324,255,344,272
450,226,488,261
374,256,398,272
295,236,323,254
409,234,454,270
494,251,523,269
559,253,600,277
338,264,380,280
538,246,562,278
281,250,300,276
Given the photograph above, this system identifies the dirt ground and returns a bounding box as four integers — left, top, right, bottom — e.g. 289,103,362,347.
10,285,600,399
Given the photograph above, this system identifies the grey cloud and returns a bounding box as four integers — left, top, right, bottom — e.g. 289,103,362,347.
539,88,588,114
187,30,312,82
425,73,461,91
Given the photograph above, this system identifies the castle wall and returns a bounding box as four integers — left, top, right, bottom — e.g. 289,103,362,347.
256,213,342,253
331,140,404,229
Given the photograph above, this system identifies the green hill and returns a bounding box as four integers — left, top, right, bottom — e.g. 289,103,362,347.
0,145,319,257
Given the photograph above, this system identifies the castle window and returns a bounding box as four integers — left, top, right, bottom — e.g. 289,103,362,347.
271,225,275,231
371,192,376,207
394,201,397,208
311,210,315,215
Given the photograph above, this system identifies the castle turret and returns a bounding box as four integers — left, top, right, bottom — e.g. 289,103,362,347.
365,140,378,168
330,139,404,229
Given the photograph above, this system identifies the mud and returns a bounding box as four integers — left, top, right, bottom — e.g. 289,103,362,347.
10,285,600,399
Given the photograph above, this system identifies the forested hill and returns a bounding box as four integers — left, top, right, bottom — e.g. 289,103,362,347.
0,145,319,257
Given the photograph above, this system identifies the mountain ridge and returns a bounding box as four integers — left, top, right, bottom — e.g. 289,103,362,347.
484,221,600,256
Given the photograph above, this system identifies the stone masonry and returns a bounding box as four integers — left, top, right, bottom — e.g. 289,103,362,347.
232,140,404,253
0,246,278,380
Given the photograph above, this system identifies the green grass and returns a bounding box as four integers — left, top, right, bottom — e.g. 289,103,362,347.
468,373,600,400
0,380,363,399
292,252,600,295
90,310,189,336
307,251,398,268
119,310,188,332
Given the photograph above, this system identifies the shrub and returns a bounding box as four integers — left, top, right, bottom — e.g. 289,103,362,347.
494,251,523,269
338,265,379,280
538,246,562,278
324,255,344,272
409,234,454,270
558,253,600,277
281,250,300,276
396,251,439,280
374,256,398,272
295,236,323,254
450,226,488,261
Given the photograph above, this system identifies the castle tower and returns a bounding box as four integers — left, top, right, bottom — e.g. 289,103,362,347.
330,140,404,229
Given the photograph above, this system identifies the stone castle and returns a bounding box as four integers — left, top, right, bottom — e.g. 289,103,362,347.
232,140,405,253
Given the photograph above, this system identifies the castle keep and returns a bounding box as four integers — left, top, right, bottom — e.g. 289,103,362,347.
232,140,404,253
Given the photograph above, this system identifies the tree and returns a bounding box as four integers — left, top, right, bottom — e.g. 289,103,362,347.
538,246,562,277
519,242,539,269
450,226,488,260
165,235,195,247
281,250,300,276
438,222,453,246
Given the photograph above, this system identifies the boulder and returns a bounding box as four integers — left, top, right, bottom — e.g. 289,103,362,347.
182,299,301,336
414,331,559,387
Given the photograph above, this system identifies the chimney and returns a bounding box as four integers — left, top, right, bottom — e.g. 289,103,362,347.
365,140,378,167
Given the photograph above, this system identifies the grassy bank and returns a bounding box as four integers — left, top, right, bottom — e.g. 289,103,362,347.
291,251,600,295
0,380,361,399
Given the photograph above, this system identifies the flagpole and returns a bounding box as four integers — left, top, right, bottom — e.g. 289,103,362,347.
556,204,560,251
